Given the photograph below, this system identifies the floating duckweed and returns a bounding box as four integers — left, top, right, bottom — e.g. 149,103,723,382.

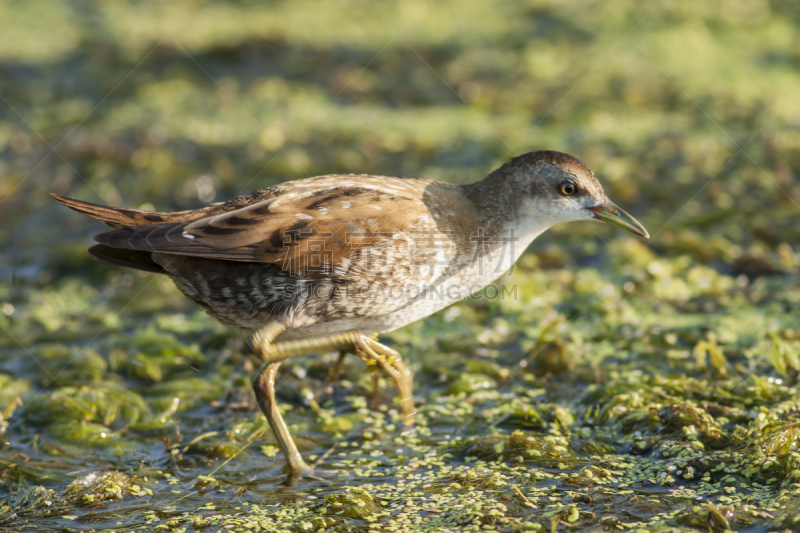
454,431,580,469
324,488,382,519
3,1,800,530
65,471,135,507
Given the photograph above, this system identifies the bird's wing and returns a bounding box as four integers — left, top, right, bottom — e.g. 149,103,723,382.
93,181,432,275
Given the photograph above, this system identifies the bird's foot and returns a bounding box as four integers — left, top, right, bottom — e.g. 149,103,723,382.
352,334,416,428
282,455,340,485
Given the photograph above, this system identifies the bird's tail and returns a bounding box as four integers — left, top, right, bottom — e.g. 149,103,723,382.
50,193,168,228
88,244,164,273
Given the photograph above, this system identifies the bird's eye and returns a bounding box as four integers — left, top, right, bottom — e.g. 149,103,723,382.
560,181,577,196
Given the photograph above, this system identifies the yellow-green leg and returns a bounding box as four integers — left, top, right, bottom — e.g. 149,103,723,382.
252,361,314,476
249,321,415,478
322,351,348,396
352,335,415,429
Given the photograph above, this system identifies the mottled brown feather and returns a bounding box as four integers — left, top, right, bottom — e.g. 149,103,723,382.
76,177,435,279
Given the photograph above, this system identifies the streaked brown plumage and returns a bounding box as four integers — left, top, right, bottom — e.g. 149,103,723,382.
52,150,648,480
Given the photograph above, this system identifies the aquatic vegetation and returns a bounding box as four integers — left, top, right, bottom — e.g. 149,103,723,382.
2,0,800,530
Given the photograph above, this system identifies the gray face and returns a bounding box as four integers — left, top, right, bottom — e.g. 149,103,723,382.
502,151,649,238
529,161,608,220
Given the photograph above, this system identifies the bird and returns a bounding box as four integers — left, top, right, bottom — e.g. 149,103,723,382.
52,150,648,480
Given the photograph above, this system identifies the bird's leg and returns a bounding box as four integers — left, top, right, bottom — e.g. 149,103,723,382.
249,322,416,478
250,322,355,479
352,335,415,429
365,334,384,412
369,370,381,411
323,351,348,394
250,322,360,362
252,361,314,478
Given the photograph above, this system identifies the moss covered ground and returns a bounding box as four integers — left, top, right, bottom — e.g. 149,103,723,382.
2,0,800,531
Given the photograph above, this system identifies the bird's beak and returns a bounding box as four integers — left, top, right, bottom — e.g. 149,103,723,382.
587,201,649,239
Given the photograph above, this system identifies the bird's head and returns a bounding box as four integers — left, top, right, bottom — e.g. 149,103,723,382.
497,150,649,239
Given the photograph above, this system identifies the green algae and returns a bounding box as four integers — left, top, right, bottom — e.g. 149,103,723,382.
2,0,800,531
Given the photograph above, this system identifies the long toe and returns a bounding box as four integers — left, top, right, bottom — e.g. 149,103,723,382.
284,463,340,485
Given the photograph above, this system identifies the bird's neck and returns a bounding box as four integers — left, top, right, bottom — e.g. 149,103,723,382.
460,170,553,249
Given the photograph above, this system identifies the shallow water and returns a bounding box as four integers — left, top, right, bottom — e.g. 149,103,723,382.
2,1,800,531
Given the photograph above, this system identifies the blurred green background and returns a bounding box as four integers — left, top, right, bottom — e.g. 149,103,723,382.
1,0,800,531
